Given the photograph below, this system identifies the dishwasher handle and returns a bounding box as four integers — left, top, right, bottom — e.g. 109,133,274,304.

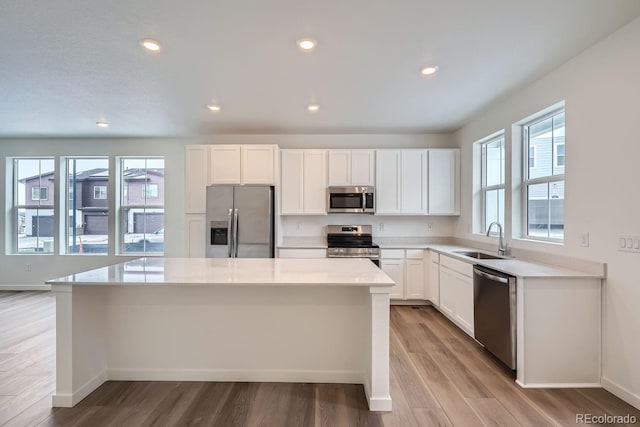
474,267,509,284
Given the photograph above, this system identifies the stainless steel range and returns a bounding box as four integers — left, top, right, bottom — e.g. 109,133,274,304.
326,225,380,267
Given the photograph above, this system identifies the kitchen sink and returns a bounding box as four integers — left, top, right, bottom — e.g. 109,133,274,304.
453,250,505,260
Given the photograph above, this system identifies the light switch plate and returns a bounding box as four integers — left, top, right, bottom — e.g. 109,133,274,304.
619,234,640,253
580,232,589,248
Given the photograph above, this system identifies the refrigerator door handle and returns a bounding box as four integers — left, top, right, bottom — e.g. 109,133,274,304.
233,208,239,258
227,208,233,258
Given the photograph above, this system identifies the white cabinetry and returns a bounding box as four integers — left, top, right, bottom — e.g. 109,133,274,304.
438,254,474,337
381,249,425,301
427,149,460,215
185,145,209,213
381,259,404,300
375,150,427,215
427,251,440,306
280,150,327,215
208,145,276,185
328,150,375,186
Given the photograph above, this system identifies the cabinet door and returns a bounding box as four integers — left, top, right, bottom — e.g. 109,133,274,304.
351,150,375,186
280,150,304,215
209,145,241,184
186,214,205,257
381,259,404,300
185,145,208,213
405,259,425,299
375,150,401,214
401,150,428,214
455,272,474,336
429,260,440,306
428,149,460,215
439,265,456,317
242,145,275,184
328,150,351,186
303,150,327,214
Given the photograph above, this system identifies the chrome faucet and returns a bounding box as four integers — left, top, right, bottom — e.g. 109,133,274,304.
486,222,508,256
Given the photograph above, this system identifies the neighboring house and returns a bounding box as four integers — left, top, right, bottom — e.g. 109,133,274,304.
21,168,165,237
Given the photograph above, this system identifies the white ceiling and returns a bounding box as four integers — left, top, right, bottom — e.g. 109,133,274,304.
1,0,639,137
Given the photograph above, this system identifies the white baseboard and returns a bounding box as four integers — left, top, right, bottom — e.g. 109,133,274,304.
0,285,51,291
107,368,364,384
602,377,640,410
363,382,392,412
515,380,601,389
52,369,108,407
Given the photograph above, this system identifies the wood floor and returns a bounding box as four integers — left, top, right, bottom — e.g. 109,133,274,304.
1,291,639,426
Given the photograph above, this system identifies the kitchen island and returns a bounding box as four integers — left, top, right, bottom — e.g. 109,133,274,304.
47,257,394,411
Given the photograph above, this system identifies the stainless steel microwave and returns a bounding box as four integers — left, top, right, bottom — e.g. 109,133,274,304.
327,186,375,213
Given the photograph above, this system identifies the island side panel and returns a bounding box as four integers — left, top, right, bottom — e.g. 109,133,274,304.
105,285,369,384
516,277,601,387
52,285,108,407
366,286,392,411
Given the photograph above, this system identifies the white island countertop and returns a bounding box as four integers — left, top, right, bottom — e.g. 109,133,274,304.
47,257,395,287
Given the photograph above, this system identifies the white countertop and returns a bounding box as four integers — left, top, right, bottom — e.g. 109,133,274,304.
47,257,395,287
427,244,604,279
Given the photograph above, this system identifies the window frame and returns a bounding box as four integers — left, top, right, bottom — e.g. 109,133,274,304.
521,108,565,243
119,157,165,256
12,158,56,254
480,133,506,235
94,185,107,200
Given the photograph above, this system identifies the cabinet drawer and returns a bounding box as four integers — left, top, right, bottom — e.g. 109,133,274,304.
406,249,425,259
278,249,327,258
440,254,473,277
381,249,405,259
429,250,440,264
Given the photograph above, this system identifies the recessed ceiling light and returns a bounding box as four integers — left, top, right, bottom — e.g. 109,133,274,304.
420,65,439,76
96,121,109,128
307,103,320,112
207,104,221,112
140,38,161,52
297,38,317,53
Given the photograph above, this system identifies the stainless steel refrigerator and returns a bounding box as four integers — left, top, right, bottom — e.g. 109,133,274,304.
205,185,275,258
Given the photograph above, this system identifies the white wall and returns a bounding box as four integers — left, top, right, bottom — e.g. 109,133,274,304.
453,17,640,408
0,133,453,288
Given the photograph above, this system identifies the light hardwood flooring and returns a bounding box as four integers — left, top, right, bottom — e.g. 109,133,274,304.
1,291,639,426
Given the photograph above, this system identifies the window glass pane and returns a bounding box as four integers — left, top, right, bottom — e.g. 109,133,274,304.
485,137,504,187
527,183,549,239
484,189,505,232
121,158,164,254
550,181,564,240
17,208,54,253
122,208,164,253
16,159,55,206
66,158,109,255
527,116,553,180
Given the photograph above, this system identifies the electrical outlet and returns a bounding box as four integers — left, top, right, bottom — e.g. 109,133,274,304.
296,222,301,231
580,232,589,248
427,222,433,232
379,223,385,231
25,263,32,273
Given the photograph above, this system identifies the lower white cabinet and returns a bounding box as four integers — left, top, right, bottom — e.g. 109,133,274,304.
427,251,440,306
381,259,404,299
438,255,474,337
381,249,425,301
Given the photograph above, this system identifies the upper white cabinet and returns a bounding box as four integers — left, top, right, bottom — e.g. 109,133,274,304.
280,149,327,215
376,149,427,215
185,145,209,213
427,149,460,215
328,150,375,186
208,145,276,185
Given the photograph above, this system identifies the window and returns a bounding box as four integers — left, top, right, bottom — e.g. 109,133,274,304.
31,187,48,201
66,158,109,255
523,109,565,241
94,186,107,199
480,134,505,233
13,158,55,253
120,157,164,254
142,184,158,198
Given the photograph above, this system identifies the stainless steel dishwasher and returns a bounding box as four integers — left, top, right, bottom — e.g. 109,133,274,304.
473,265,516,370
